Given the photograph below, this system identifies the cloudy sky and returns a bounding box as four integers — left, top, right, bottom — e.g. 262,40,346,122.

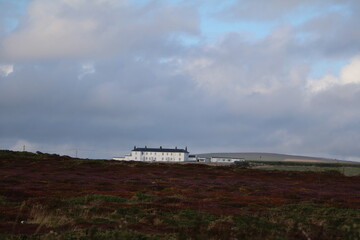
1,0,360,160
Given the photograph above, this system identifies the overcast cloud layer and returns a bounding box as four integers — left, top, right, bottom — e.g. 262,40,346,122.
1,0,360,160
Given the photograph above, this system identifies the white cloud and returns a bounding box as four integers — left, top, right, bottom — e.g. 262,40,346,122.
340,57,360,85
181,30,300,108
78,63,95,79
307,56,360,93
0,64,13,77
306,74,338,93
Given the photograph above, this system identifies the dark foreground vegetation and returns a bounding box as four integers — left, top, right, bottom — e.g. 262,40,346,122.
0,150,359,240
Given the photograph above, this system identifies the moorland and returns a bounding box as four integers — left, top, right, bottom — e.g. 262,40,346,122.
0,150,359,240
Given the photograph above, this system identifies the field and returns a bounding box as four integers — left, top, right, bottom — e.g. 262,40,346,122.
0,150,359,240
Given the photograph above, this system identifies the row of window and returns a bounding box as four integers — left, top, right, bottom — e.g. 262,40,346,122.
135,152,183,156
213,159,237,162
152,152,181,156
143,157,182,161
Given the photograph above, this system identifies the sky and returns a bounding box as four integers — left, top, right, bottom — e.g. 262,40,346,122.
1,0,360,160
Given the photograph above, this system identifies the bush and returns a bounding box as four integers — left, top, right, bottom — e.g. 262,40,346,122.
233,161,250,168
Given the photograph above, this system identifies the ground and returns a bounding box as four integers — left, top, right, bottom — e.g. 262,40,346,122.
0,150,359,239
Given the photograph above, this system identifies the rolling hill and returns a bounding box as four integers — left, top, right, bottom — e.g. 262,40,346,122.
195,152,357,164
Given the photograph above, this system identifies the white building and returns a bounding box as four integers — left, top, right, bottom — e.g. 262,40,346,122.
188,155,197,162
194,156,245,163
210,157,245,163
113,146,189,162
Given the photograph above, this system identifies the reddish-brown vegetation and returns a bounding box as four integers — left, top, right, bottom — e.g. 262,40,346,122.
0,151,359,239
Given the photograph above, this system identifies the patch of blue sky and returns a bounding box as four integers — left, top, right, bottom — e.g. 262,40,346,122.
174,18,276,46
310,59,349,79
4,20,18,34
196,0,275,42
286,2,351,27
3,18,18,34
285,9,322,26
1,0,30,34
328,3,352,18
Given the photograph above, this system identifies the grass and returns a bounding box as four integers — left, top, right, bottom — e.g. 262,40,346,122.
8,198,358,240
65,194,127,205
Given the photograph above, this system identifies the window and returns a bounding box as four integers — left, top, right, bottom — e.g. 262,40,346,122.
179,158,181,160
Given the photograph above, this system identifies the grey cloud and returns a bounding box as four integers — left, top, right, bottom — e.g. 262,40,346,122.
0,56,218,157
1,0,199,61
296,11,360,58
182,29,305,105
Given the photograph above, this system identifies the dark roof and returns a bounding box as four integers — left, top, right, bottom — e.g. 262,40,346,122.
133,146,188,153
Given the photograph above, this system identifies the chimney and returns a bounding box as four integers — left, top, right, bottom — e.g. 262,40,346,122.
175,146,177,149
160,146,162,149
145,146,147,149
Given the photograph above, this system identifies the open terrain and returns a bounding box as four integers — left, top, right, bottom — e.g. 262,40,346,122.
0,150,359,239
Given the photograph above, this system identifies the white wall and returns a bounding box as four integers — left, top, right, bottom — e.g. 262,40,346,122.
114,150,189,162
137,151,188,162
210,157,244,163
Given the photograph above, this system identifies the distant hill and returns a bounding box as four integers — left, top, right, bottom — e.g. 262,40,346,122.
195,152,357,164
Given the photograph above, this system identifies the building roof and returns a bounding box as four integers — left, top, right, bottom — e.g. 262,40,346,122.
132,146,188,153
